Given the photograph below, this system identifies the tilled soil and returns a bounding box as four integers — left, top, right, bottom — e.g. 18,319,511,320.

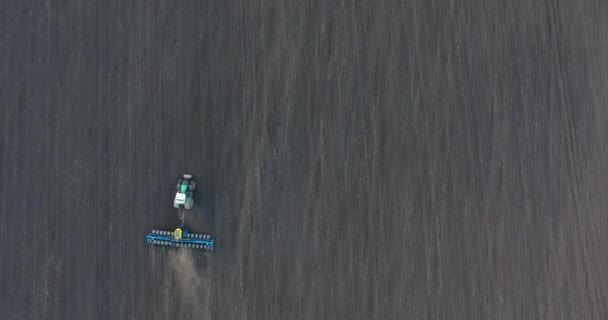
1,1,608,319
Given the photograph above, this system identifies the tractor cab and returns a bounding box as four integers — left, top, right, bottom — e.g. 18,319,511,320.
174,192,187,205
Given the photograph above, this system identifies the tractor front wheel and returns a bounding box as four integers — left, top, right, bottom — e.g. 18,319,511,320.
185,198,193,210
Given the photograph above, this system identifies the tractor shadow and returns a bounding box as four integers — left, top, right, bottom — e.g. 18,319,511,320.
184,183,215,235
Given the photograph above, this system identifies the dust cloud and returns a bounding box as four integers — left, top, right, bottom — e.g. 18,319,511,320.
155,249,211,319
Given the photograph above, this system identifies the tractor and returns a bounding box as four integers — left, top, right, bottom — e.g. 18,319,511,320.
174,174,196,209
146,174,214,251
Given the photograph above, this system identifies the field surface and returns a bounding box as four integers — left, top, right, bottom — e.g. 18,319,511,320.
1,1,608,319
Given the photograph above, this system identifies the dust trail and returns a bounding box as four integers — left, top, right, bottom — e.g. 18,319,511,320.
157,249,211,318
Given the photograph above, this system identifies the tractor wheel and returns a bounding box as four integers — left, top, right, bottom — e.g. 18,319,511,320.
188,180,196,192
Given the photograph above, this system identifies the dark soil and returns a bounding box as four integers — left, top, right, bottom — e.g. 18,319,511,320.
1,1,607,319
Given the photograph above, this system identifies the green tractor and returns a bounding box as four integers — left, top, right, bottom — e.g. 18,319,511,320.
174,174,196,209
